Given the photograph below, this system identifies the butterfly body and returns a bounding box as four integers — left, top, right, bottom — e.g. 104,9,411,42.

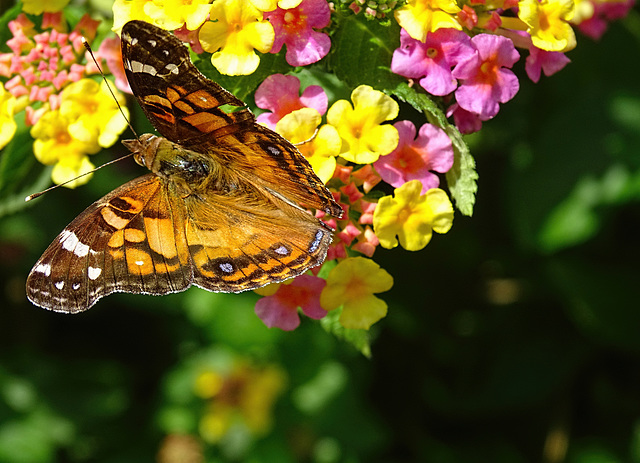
26,20,342,313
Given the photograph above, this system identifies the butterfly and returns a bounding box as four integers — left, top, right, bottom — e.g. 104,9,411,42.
26,20,343,313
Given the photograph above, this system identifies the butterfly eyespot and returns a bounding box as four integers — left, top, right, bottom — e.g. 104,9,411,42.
219,262,234,273
308,229,325,253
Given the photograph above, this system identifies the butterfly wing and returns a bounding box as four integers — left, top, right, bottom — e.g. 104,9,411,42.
120,20,342,218
26,175,333,312
182,183,332,293
26,175,193,313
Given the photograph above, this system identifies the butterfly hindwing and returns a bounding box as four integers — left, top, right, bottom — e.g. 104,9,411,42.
26,175,192,313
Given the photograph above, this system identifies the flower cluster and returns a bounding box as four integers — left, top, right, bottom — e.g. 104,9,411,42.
1,11,129,186
193,359,286,443
2,0,633,339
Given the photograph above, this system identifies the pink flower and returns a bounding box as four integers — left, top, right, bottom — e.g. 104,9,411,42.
254,275,327,330
265,0,331,67
525,47,571,83
97,37,131,94
446,103,483,134
452,34,520,120
391,28,474,97
374,121,454,194
577,0,634,40
255,73,327,129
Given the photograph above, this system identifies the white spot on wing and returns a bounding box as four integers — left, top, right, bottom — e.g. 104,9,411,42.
72,283,81,290
220,262,234,273
34,263,51,277
135,260,144,266
274,245,290,256
88,267,102,280
55,281,64,290
60,229,89,257
148,39,157,47
165,63,178,74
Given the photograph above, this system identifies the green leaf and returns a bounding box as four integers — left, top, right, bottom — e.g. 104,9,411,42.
329,14,404,91
389,83,478,216
320,309,371,358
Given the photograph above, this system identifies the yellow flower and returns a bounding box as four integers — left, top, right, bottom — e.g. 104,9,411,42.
327,85,399,164
22,0,70,14
145,0,213,30
0,83,17,150
196,362,286,443
518,0,577,52
373,180,454,251
275,108,341,183
112,0,154,33
250,0,302,11
60,79,129,149
320,257,394,330
31,110,101,188
394,0,462,42
199,0,275,76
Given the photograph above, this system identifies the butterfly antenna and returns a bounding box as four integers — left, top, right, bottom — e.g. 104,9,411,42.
25,153,135,202
82,37,139,139
25,37,139,203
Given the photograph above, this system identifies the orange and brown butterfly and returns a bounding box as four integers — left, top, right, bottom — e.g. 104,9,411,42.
26,20,343,313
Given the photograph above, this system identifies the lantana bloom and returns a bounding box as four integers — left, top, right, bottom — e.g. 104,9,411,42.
251,0,303,10
391,28,474,96
320,257,394,330
199,0,275,75
276,108,341,183
327,85,399,164
30,110,101,187
374,121,454,194
254,274,327,330
525,47,571,83
60,79,129,148
145,0,213,30
518,0,577,52
0,83,17,150
394,0,462,42
373,180,454,251
21,0,70,14
112,0,155,33
265,0,331,67
195,361,286,442
255,73,327,129
452,34,520,120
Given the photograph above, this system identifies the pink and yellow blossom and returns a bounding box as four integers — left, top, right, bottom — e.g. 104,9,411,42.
255,73,327,129
21,0,70,14
254,274,327,330
373,180,454,251
327,85,399,164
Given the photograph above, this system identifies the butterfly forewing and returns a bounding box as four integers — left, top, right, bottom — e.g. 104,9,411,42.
26,20,342,312
121,20,342,218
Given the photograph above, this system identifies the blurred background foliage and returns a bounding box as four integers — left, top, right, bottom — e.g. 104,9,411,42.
1,7,640,463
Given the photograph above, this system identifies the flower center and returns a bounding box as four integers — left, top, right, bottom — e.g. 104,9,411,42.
426,47,438,59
